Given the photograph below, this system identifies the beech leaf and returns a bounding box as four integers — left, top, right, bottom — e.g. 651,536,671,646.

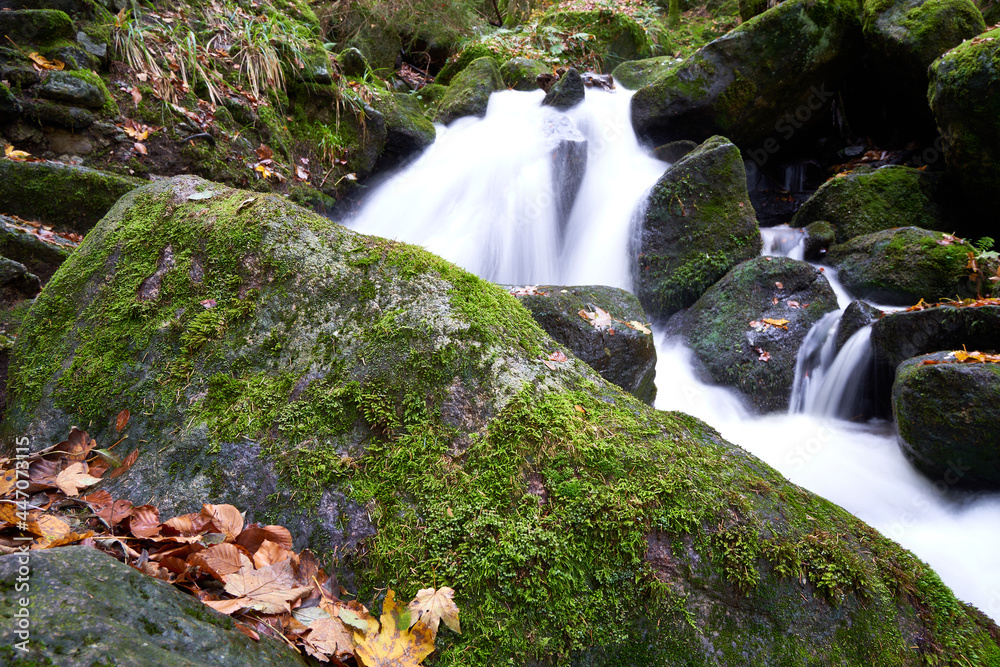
54,462,102,497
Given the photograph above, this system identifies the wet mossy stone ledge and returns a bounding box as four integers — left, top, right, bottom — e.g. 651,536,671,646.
0,546,309,666
0,160,144,233
3,176,1000,665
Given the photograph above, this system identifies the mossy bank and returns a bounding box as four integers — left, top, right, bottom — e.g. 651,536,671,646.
2,177,999,665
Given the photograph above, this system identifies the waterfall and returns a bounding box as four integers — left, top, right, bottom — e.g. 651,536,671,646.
760,224,805,260
344,85,1000,622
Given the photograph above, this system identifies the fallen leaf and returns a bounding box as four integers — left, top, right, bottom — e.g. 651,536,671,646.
574,405,586,414
295,165,310,181
128,504,161,538
355,590,436,667
236,523,294,552
408,586,461,635
626,320,651,335
134,142,147,155
4,144,32,160
131,86,142,104
27,52,64,70
253,539,290,568
54,462,102,497
762,318,790,330
304,616,357,660
757,348,771,362
189,542,251,579
116,408,130,433
774,282,783,289
201,503,244,540
548,350,568,363
106,448,139,479
223,559,313,614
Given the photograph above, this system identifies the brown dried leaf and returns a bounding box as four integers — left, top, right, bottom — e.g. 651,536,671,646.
189,542,251,580
304,616,357,660
129,505,161,538
253,539,290,568
116,408,131,433
223,560,313,614
54,462,102,497
548,350,568,363
407,586,461,634
0,469,16,498
236,524,293,553
201,503,244,541
162,512,214,536
106,448,139,479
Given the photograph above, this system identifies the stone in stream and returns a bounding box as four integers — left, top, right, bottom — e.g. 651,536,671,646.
633,135,762,319
367,90,436,171
676,255,840,414
893,351,1000,490
826,226,982,306
928,26,1000,221
541,113,587,235
0,546,309,666
435,56,504,124
2,175,999,664
509,284,656,404
836,300,882,353
802,219,836,261
611,55,681,90
541,68,586,110
791,166,950,244
499,57,550,91
630,0,861,148
872,304,1000,369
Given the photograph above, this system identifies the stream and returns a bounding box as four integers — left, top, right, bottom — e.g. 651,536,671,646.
347,86,1000,622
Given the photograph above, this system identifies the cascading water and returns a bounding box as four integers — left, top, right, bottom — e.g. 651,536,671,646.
345,86,1000,622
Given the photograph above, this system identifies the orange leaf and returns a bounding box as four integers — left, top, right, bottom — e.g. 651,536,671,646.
116,409,131,433
189,542,251,580
201,503,244,540
0,469,17,498
134,142,147,155
107,448,139,479
129,504,161,538
354,590,435,667
253,539,291,568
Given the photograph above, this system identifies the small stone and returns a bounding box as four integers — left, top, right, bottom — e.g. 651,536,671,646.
38,71,107,109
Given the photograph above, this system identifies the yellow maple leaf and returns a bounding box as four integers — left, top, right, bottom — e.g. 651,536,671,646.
407,586,461,635
355,589,436,667
4,144,32,160
762,318,790,329
27,52,65,71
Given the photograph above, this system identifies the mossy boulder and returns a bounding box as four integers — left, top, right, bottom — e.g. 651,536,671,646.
36,69,110,110
336,46,368,76
368,90,436,170
893,351,1000,490
633,135,762,319
631,0,862,148
0,161,143,233
0,546,309,666
862,0,985,115
826,227,979,306
511,284,656,404
538,10,651,73
3,176,1000,664
346,23,401,72
541,68,585,111
434,56,503,124
610,55,681,90
0,9,74,44
836,300,882,352
803,219,836,260
872,304,1000,368
435,43,505,86
928,27,1000,217
677,256,840,413
980,0,1000,23
499,57,549,91
791,166,950,244
0,81,20,121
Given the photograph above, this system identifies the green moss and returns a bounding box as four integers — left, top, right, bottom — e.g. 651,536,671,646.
0,9,74,44
436,43,506,86
64,69,119,117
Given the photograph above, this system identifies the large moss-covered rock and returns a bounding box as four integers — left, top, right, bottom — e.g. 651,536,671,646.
611,55,680,90
633,135,762,319
872,304,1000,368
0,546,309,666
538,10,651,73
826,227,978,306
893,352,1000,489
803,219,836,260
346,23,401,72
0,161,143,233
511,284,656,404
678,256,840,413
928,27,1000,217
631,0,862,147
0,9,74,44
434,56,503,124
368,90,435,170
3,176,1000,665
499,57,549,91
541,68,585,110
791,166,950,244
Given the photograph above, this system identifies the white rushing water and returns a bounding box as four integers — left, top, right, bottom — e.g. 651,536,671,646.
347,87,1000,621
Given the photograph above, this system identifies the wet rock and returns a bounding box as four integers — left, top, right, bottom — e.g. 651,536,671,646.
631,0,861,148
634,135,762,319
0,257,42,298
542,68,586,111
0,215,73,282
541,113,587,235
0,9,74,44
369,91,435,170
0,546,309,666
677,255,840,413
0,82,19,122
893,351,1000,490
0,160,143,233
500,57,549,91
652,139,697,163
76,30,107,62
511,284,656,404
611,55,680,90
21,98,94,131
836,300,882,353
803,219,835,261
826,227,980,306
435,56,503,124
791,166,950,244
872,304,1000,369
336,46,368,77
580,71,614,89
37,70,107,109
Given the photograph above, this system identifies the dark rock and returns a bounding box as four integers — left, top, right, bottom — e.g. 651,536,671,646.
893,351,1000,490
538,10,651,72
678,256,840,413
0,257,42,297
0,0,93,17
512,284,656,404
536,71,558,92
3,176,999,664
346,23,401,72
21,98,94,130
37,70,107,109
928,26,1000,220
337,47,368,76
435,56,503,124
43,42,100,70
0,546,309,666
0,9,74,44
542,113,587,236
542,68,586,111
611,55,680,90
803,219,836,261
0,81,20,122
826,227,980,306
634,135,762,319
76,30,107,62
499,57,549,91
0,160,143,233
369,91,435,170
0,215,73,281
872,304,1000,369
580,71,614,89
862,0,985,135
652,139,697,163
631,0,862,147
836,300,882,352
791,166,950,244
